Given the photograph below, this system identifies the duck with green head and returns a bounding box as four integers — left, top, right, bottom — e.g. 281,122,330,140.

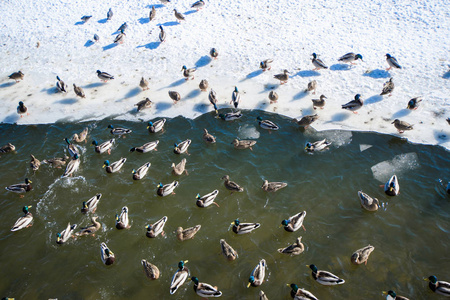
170,260,189,294
11,205,33,231
146,216,168,238
5,178,32,196
288,283,318,300
91,139,114,154
307,264,345,285
232,219,260,234
281,211,306,232
62,153,80,178
382,290,410,300
103,157,126,173
56,223,77,244
424,275,450,296
191,276,222,298
257,116,279,131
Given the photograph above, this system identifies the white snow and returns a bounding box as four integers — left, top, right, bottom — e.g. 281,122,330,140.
0,0,449,148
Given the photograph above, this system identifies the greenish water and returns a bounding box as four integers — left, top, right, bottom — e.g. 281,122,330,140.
1,110,449,299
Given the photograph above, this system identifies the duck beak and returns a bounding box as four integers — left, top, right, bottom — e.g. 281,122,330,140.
382,291,387,295
246,282,251,288
102,165,106,168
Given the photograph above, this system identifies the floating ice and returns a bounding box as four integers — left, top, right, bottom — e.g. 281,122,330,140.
360,144,373,152
371,152,419,182
238,124,260,139
305,130,353,148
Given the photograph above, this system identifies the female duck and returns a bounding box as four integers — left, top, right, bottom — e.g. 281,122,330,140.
220,239,238,261
81,193,102,213
196,190,220,208
5,178,32,196
278,236,304,255
222,175,244,192
146,216,168,238
103,158,126,173
174,139,191,154
232,139,256,150
262,180,287,192
147,118,166,133
157,181,179,196
247,259,267,287
100,242,115,265
176,225,201,241
56,223,77,244
358,191,380,211
132,162,151,180
75,216,101,236
141,259,160,280
72,127,88,143
384,175,399,196
62,154,80,178
11,206,33,232
130,140,159,153
274,69,289,84
191,276,222,298
115,206,130,229
203,128,216,143
172,158,188,176
232,219,260,234
351,245,375,265
108,124,131,136
281,211,307,232
92,139,115,154
307,264,345,285
170,260,189,294
257,116,279,131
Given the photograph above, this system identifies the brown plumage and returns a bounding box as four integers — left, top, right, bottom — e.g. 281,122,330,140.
176,225,201,241
293,114,319,127
220,239,238,261
351,245,375,265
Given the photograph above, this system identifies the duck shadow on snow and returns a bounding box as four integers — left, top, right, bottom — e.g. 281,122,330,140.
55,98,78,105
329,112,351,122
138,17,150,24
3,113,20,123
84,40,95,47
292,90,307,101
195,56,211,68
160,21,179,27
146,4,163,9
184,10,197,15
193,103,210,114
259,84,278,94
137,42,160,50
255,100,270,110
160,79,186,90
364,95,383,105
103,43,118,51
154,102,172,112
97,18,108,24
295,70,320,77
443,71,450,79
363,69,390,79
74,21,85,26
185,89,201,99
0,82,15,88
392,108,412,119
41,87,59,95
330,64,351,71
433,130,449,143
117,87,142,102
240,70,263,82
83,82,105,89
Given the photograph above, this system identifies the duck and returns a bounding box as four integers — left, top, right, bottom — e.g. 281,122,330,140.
181,65,196,80
196,190,220,208
17,101,28,117
220,239,238,260
72,128,88,143
289,283,318,300
107,8,113,20
274,69,290,84
56,76,68,93
132,162,151,180
305,139,331,152
219,111,242,121
160,0,170,4
259,291,269,300
117,22,127,32
0,143,16,154
93,34,100,42
385,175,400,196
278,236,305,255
385,53,402,70
306,80,317,94
281,211,307,232
257,116,279,131
312,53,328,70
307,264,345,285
169,90,181,103
170,261,189,294
210,47,218,59
338,52,363,64
312,95,327,110
130,141,159,153
140,77,149,91
232,219,260,234
351,245,375,265
97,70,114,82
172,158,188,176
135,98,152,112
8,71,24,82
174,9,185,22
382,290,410,300
260,59,273,71
392,119,413,133
261,180,287,192
268,91,278,104
146,216,168,238
202,128,216,143
222,175,244,192
141,259,160,280
191,276,222,298
293,114,319,128
56,223,77,244
147,119,166,133
342,94,363,113
174,139,191,154
247,259,267,287
115,206,130,229
358,191,380,211
73,84,85,98
176,225,201,241
380,77,395,96
30,154,41,171
199,79,209,91
75,216,101,236
103,158,126,173
407,97,422,110
100,242,115,265
81,193,101,213
108,124,131,136
192,0,205,10
64,137,80,158
92,139,115,154
232,139,256,150
149,6,156,21
81,15,92,23
5,178,32,196
159,25,166,42
231,86,240,108
425,275,450,296
157,181,179,196
446,181,450,194
11,206,33,231
62,154,81,177
43,156,68,168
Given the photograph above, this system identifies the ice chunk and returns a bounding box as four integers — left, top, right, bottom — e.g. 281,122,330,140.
360,144,373,152
371,152,419,182
305,130,352,148
238,124,260,139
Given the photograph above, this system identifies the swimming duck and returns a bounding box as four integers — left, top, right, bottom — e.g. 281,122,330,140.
114,31,125,44
11,206,33,232
103,158,126,173
172,158,188,176
384,175,400,196
72,128,88,143
247,259,267,288
81,15,92,23
100,242,115,265
259,291,269,300
93,34,100,42
130,140,159,153
8,71,24,82
108,124,131,136
0,143,15,153
5,178,32,196
43,156,68,168
351,245,375,265
312,53,328,70
306,80,317,94
147,119,166,133
232,219,260,234
192,0,205,10
17,101,28,117
202,128,216,143
293,114,319,128
62,154,80,177
268,91,278,104
142,259,160,280
385,53,402,70
260,59,273,71
135,98,152,112
220,239,238,260
169,90,181,103
222,175,244,192
30,154,41,171
382,290,410,300
380,77,395,96
231,86,240,108
140,77,149,91
199,79,209,91
115,206,130,229
311,94,327,110
232,139,256,150
170,261,189,294
305,139,331,152
174,9,185,22
157,181,179,196
281,211,306,232
425,276,450,296
73,84,85,98
176,225,201,241
278,236,304,255
342,94,363,113
149,6,156,21
97,70,114,82
75,216,101,236
56,223,77,244
289,284,318,300
358,191,380,211
446,182,450,194
191,276,222,298
181,65,196,80
338,52,363,64
159,25,166,42
146,216,168,238
117,22,127,32
392,119,413,133
307,264,345,285
92,139,115,154
261,180,287,192
196,190,220,208
81,193,101,213
174,139,191,154
219,111,242,121
407,97,422,110
274,69,290,84
132,162,151,180
64,138,79,158
257,116,279,131
56,76,68,93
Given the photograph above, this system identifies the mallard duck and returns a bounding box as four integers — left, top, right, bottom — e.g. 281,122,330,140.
115,206,130,229
231,86,240,108
6,178,32,196
222,175,244,192
232,139,256,150
305,139,331,152
259,290,269,300
380,77,395,96
289,283,318,300
177,225,201,241
0,143,15,153
146,216,168,238
62,154,80,177
113,30,126,44
358,191,380,211
219,111,242,121
385,53,402,70
97,70,115,82
247,259,267,287
92,139,115,154
103,158,126,173
81,15,92,23
93,34,100,42
306,80,317,94
140,77,149,91
191,276,222,298
149,6,156,21
81,193,101,213
75,216,101,236
106,7,113,20
159,25,166,42
147,119,166,133
196,190,220,208
17,101,28,117
260,59,273,71
172,158,188,176
407,97,422,110
199,79,209,91
268,91,278,104
108,124,131,135
9,71,24,82
43,156,68,168
64,137,80,158
72,128,88,143
169,90,181,103
132,162,151,180
142,259,160,280
170,260,189,294
73,84,85,98
257,116,279,131
261,180,287,192
384,175,400,196
220,239,238,260
30,154,40,171
202,128,216,143
130,141,159,153
56,76,68,93
338,53,363,64
342,94,363,113
56,223,77,244
157,181,179,196
232,219,260,234
446,118,450,125
307,264,345,285
293,114,319,128
274,69,290,84
278,236,304,255
135,98,152,112
312,53,328,70
392,119,413,133
11,206,33,231
446,182,450,194
351,245,375,265
425,275,450,296
192,0,205,10
382,290,410,300
160,0,170,5
312,95,327,110
174,9,185,22
100,242,115,265
281,211,306,232
174,139,191,154
181,65,196,80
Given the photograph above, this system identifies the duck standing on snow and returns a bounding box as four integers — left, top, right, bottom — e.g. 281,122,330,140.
338,52,363,64
108,124,132,136
424,276,450,297
176,225,201,241
132,162,151,180
278,237,304,255
172,158,188,176
312,53,328,70
100,242,115,265
231,86,240,108
220,239,238,260
93,34,100,42
199,79,209,91
358,191,380,211
306,80,317,94
202,128,216,143
130,141,159,153
5,178,32,196
174,139,191,154
192,0,205,10
92,139,115,154
380,77,395,96
149,6,156,21
73,84,85,98
407,97,422,110
113,30,126,44
268,91,278,104
142,259,160,280
196,190,220,208
159,25,166,42
174,9,185,22
97,70,114,82
146,216,168,238
103,158,126,173
135,98,152,112
147,119,166,133
140,77,149,90
222,175,244,192
312,95,327,110
210,47,218,59
81,15,92,23
181,65,196,80
281,211,307,232
305,139,331,152
81,193,101,213
289,284,318,300
157,181,179,196
107,8,113,20
261,180,287,192
260,59,273,71
17,101,28,117
274,69,289,84
384,175,400,196
382,290,410,300
170,261,189,294
307,264,345,285
385,53,402,70
392,119,413,133
247,259,267,288
62,153,81,177
351,245,375,265
11,206,33,232
56,223,77,244
56,76,68,93
342,94,363,113
232,139,256,150
169,90,181,103
117,22,127,32
191,276,222,298
257,116,279,131
115,206,130,229
9,71,24,82
232,219,260,234
219,111,242,121
293,114,319,128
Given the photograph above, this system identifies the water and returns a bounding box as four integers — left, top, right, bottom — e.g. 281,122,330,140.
1,110,449,299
